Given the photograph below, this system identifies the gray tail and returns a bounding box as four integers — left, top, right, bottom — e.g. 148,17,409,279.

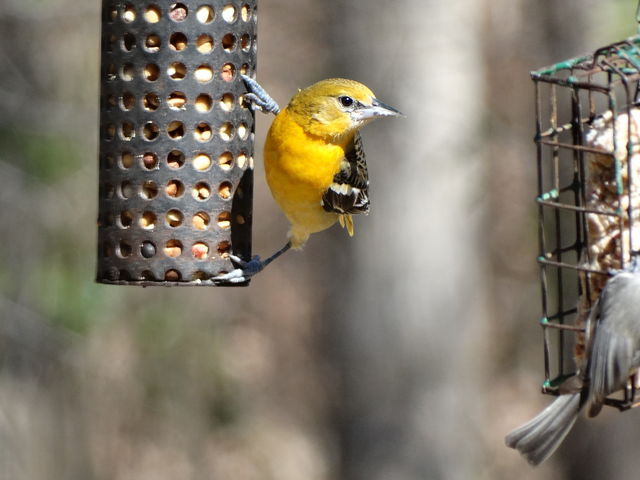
505,393,581,466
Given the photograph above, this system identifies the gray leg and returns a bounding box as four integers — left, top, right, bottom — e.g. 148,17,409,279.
241,75,281,115
213,242,292,284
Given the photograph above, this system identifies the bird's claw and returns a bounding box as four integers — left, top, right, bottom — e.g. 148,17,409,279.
241,75,281,115
213,254,265,284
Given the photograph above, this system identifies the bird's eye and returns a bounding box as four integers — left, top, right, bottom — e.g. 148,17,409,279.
339,96,354,108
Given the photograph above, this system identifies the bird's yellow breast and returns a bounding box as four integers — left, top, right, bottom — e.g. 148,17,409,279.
265,109,346,198
264,108,348,243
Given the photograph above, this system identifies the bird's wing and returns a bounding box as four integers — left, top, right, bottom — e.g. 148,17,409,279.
321,132,370,215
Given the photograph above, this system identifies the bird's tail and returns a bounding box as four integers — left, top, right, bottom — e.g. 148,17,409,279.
339,214,354,236
505,393,581,466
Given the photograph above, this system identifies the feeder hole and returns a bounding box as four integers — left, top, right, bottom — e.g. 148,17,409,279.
220,93,234,111
107,6,118,22
143,122,160,140
164,239,183,257
237,122,248,140
119,210,133,228
240,63,249,75
143,92,160,111
193,182,211,200
218,152,233,170
194,122,212,142
143,152,158,169
167,150,185,168
105,124,116,140
123,33,136,51
140,241,156,258
217,240,231,256
121,122,135,140
144,63,160,81
121,63,135,81
168,62,187,80
218,181,232,199
196,5,214,23
221,63,235,82
192,271,208,281
217,211,231,229
119,270,132,281
141,181,159,199
144,4,161,22
167,92,187,109
222,4,236,23
103,183,115,199
166,209,183,227
219,122,234,141
145,34,161,52
140,211,157,229
169,32,188,51
122,4,136,22
107,94,117,109
192,212,210,230
236,214,245,225
167,121,185,139
121,92,135,110
239,94,250,109
120,151,134,168
165,180,184,198
103,242,114,257
193,153,212,171
240,34,250,52
222,33,236,52
165,269,181,281
120,181,135,199
106,35,117,53
118,241,133,257
140,270,155,280
102,154,115,169
236,152,247,169
196,34,213,53
241,4,250,22
106,63,116,82
195,93,212,112
170,3,188,21
192,242,209,260
195,65,213,83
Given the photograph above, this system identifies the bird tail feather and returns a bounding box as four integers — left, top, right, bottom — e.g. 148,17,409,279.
339,214,354,236
505,393,581,466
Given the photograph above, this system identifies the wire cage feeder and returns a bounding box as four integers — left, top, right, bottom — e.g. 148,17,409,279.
97,0,257,287
533,32,640,410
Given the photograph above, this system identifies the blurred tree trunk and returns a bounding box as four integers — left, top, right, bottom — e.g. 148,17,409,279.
324,1,489,479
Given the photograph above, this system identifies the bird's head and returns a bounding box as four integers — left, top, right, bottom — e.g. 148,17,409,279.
286,78,402,140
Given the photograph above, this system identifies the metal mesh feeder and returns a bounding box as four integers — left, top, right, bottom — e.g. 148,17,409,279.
97,0,257,286
533,34,640,410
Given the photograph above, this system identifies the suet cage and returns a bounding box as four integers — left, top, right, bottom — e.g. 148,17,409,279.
97,0,257,286
533,30,640,410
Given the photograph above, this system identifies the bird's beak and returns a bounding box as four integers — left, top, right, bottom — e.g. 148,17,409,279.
354,98,404,121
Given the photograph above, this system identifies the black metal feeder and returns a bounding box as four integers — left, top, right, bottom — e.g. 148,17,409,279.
97,0,256,286
533,30,640,409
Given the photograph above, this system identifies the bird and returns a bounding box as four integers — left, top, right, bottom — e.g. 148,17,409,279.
216,76,402,283
505,258,640,465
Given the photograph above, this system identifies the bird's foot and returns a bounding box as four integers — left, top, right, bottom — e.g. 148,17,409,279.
241,75,281,115
214,254,265,284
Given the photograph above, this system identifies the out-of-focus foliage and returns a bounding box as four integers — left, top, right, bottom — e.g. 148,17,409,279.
2,0,640,479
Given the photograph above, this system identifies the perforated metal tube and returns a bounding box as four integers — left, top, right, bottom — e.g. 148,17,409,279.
97,0,256,286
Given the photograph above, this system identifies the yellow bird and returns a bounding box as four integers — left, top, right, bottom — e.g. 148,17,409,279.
217,76,402,283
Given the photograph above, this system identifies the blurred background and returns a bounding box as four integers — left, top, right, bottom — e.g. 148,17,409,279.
2,0,640,479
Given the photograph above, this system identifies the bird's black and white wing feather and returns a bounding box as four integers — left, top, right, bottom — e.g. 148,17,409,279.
321,132,370,215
